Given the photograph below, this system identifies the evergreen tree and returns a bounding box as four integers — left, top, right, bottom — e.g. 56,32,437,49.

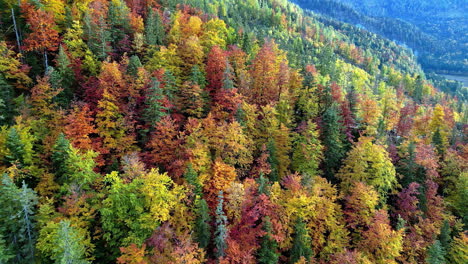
0,75,15,125
439,220,451,251
290,218,313,263
321,103,346,183
54,220,89,264
49,46,74,106
257,217,280,264
266,138,279,182
127,55,142,77
145,8,165,46
51,133,71,183
183,163,202,196
193,198,211,249
143,78,168,128
214,191,228,259
190,65,207,88
222,61,235,90
162,69,177,102
432,128,445,156
426,240,446,264
5,127,27,166
0,175,38,264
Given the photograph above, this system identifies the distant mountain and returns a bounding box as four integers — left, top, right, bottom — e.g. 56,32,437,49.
294,0,468,75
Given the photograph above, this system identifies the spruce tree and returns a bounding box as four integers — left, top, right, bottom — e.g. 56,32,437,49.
0,75,14,126
5,127,26,166
127,55,142,77
290,219,313,264
257,217,279,264
190,65,207,88
0,175,38,264
184,163,202,196
322,103,346,183
143,78,168,128
54,220,89,264
426,240,446,264
214,192,228,259
49,46,74,107
193,198,211,249
145,8,165,46
51,133,71,184
266,138,279,182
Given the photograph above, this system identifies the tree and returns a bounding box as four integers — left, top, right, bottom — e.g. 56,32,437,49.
127,55,142,77
337,137,397,199
0,175,38,263
193,198,211,249
290,218,313,264
214,192,228,259
117,244,148,264
447,233,468,264
143,78,168,128
291,121,323,184
206,45,227,96
357,210,403,264
21,1,60,68
49,46,75,106
64,103,97,151
51,133,71,183
257,217,280,264
321,103,346,183
145,8,165,46
54,220,90,264
426,240,446,264
184,163,202,196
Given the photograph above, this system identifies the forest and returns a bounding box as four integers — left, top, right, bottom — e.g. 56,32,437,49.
294,0,468,75
0,0,467,263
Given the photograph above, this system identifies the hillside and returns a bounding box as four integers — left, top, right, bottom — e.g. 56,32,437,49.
294,0,468,75
0,0,466,263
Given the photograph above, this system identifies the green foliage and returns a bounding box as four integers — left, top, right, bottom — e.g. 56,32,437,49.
0,175,38,263
143,78,168,128
145,8,165,46
214,192,228,258
127,55,142,77
55,221,90,264
290,218,313,263
193,198,211,249
257,217,280,264
184,163,202,196
426,240,446,264
321,103,346,182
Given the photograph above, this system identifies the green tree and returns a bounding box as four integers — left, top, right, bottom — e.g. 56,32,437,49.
322,103,346,183
49,46,74,106
51,133,71,183
193,198,211,249
184,163,202,196
0,76,15,126
290,218,313,263
0,175,38,263
145,8,165,46
214,191,228,259
54,220,90,264
426,240,446,264
257,217,280,264
143,78,168,128
127,55,142,77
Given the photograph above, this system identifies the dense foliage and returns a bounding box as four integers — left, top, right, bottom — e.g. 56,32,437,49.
295,0,468,75
0,0,466,263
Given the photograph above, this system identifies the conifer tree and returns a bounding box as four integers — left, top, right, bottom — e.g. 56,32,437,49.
143,78,168,128
426,240,446,264
184,163,202,196
0,175,38,263
5,127,27,166
49,46,74,106
257,217,280,264
127,55,142,77
51,133,71,183
145,8,165,46
0,76,15,126
193,198,211,249
322,103,346,183
214,192,228,259
53,221,89,264
290,218,313,264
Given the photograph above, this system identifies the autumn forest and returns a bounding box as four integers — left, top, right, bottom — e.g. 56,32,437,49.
0,0,466,263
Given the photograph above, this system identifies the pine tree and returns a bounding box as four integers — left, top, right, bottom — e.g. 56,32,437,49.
190,65,207,88
257,217,280,264
290,219,313,264
193,198,211,249
54,220,89,264
183,163,202,196
5,127,26,166
49,46,74,107
322,103,346,183
214,192,228,259
127,55,142,77
51,133,71,184
0,175,38,263
0,75,15,126
143,78,168,128
426,240,446,264
145,8,165,46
